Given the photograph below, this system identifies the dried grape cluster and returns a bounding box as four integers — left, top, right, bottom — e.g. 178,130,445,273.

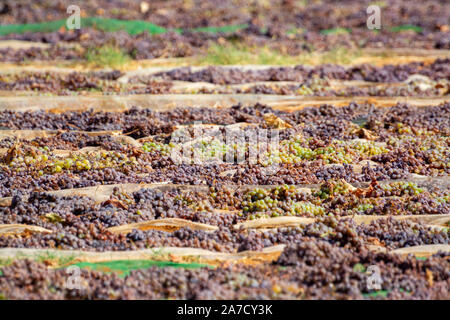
0,178,448,253
0,63,448,97
241,185,324,219
0,71,173,95
153,60,450,85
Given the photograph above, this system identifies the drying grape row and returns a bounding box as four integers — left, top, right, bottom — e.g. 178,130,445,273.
0,239,448,300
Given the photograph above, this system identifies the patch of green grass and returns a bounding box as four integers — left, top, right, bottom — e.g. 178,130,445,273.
84,17,167,35
69,259,211,278
286,26,306,36
33,252,77,266
0,19,66,36
198,44,361,66
85,45,130,68
36,252,58,263
370,1,388,8
197,43,279,65
353,263,366,273
0,18,168,36
363,290,389,298
319,47,361,65
191,24,248,34
363,288,411,299
390,25,423,33
0,17,248,37
56,255,78,267
415,257,428,261
320,27,351,35
0,258,15,269
0,16,424,37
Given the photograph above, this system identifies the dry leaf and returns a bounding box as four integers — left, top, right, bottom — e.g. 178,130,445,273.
140,2,150,13
0,224,53,237
168,253,183,263
426,269,434,287
340,179,357,192
3,143,21,165
218,169,237,178
102,199,129,210
263,113,292,129
366,237,384,247
353,127,378,140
